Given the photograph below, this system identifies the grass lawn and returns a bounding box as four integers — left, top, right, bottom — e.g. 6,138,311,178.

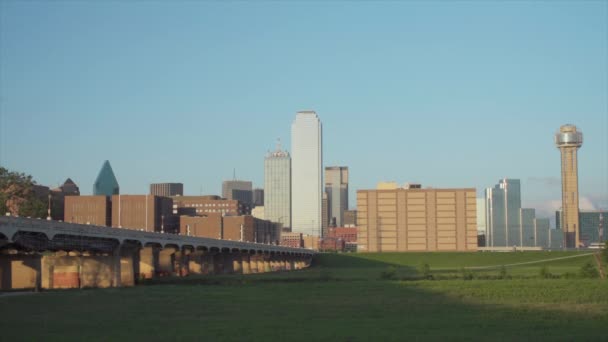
1,251,606,341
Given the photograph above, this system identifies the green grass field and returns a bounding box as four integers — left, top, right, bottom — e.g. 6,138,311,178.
1,251,606,341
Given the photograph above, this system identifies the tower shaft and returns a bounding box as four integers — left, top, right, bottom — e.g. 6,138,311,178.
559,146,580,248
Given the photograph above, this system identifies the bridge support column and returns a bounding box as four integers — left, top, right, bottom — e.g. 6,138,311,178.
257,255,266,273
0,252,41,290
280,258,287,271
139,247,158,279
175,248,191,277
242,254,251,275
264,255,271,272
118,245,139,287
249,254,259,273
188,251,204,275
213,253,224,275
158,247,177,277
232,254,242,274
202,252,215,275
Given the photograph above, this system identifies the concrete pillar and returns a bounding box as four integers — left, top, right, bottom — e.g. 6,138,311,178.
158,247,177,277
256,255,265,273
288,257,295,271
242,254,251,275
175,249,191,277
1,254,42,290
213,253,224,275
112,247,121,288
119,246,137,287
189,251,204,275
139,247,158,279
203,252,215,275
232,254,242,274
264,256,271,273
249,255,259,273
280,258,287,271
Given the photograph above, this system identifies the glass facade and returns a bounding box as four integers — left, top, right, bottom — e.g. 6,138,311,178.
485,179,521,247
557,210,607,246
325,166,348,229
264,149,291,229
291,111,322,236
534,218,550,248
93,160,119,196
520,208,535,247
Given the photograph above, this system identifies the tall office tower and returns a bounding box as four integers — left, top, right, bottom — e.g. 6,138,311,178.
555,124,583,248
291,111,322,236
485,179,521,247
322,192,329,236
150,183,183,197
222,180,253,206
253,188,264,207
264,144,291,229
93,160,119,196
520,208,536,247
325,166,349,228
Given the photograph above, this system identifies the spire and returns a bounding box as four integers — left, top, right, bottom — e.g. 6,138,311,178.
93,160,119,196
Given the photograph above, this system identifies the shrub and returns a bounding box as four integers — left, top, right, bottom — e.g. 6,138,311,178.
380,266,397,280
418,263,432,280
460,267,474,280
499,265,508,279
579,262,599,279
539,265,552,279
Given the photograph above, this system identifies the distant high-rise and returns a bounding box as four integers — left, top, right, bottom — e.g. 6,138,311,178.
58,178,80,196
291,111,322,236
93,160,119,196
253,188,264,207
555,124,583,248
485,179,521,247
325,166,348,229
150,183,183,197
264,143,291,229
222,180,253,207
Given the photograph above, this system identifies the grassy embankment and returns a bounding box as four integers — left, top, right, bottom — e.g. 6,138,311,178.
0,251,606,341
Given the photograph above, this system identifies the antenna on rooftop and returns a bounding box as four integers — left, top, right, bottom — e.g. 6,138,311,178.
233,168,236,181
276,137,282,151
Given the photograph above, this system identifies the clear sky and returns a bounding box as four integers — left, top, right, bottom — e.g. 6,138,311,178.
1,1,606,218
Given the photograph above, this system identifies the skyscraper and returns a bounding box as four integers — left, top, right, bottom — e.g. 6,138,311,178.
291,111,322,236
93,160,119,196
325,166,349,228
555,124,583,248
485,179,521,247
222,180,253,208
264,143,291,229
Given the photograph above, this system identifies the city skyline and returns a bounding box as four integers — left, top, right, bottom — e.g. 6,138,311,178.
1,2,606,219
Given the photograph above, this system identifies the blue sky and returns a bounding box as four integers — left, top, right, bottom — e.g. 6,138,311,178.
1,1,606,218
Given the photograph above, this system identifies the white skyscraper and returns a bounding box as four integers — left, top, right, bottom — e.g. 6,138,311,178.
264,143,291,229
291,111,323,236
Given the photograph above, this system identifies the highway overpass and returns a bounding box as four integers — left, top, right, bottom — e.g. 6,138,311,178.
0,216,314,290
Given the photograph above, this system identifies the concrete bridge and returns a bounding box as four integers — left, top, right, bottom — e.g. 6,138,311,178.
0,216,314,291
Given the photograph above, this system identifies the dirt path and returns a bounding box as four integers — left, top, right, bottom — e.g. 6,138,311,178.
463,253,595,270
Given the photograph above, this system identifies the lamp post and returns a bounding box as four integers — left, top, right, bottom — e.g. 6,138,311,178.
47,193,52,220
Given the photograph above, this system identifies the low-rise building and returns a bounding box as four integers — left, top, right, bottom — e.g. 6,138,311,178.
64,195,111,226
281,232,303,248
111,195,176,233
171,195,247,216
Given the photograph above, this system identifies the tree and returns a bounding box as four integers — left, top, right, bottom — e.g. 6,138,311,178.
0,167,46,218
